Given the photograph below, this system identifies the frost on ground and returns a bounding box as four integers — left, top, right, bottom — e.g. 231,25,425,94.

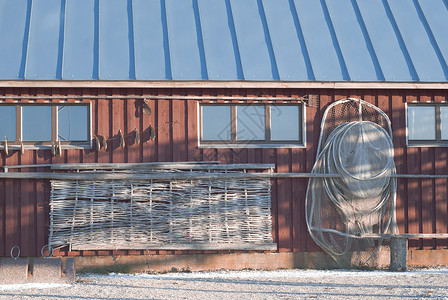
1,268,448,299
0,283,71,291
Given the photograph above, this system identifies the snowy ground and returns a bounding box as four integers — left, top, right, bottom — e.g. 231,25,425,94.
1,268,448,299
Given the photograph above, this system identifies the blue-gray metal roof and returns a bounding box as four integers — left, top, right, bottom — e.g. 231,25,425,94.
1,0,448,82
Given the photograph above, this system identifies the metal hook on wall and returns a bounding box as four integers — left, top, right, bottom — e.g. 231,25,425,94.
41,244,54,259
10,245,20,260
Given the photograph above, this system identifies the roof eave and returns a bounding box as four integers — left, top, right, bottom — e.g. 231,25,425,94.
1,80,448,90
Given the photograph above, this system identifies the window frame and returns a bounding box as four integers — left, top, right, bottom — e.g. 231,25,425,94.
406,102,448,147
0,102,92,149
198,102,306,148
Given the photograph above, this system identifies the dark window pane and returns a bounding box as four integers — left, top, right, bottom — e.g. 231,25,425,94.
22,106,52,141
0,106,16,141
202,106,231,141
271,106,300,141
236,106,265,140
408,106,435,140
58,106,89,141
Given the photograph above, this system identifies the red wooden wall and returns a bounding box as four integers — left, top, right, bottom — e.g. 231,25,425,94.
0,87,447,257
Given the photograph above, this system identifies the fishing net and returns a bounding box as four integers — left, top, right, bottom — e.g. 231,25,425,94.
306,98,397,263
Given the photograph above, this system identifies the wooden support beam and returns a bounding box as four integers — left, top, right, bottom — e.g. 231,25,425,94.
1,80,448,90
50,162,274,170
361,233,448,239
70,243,278,251
2,171,448,180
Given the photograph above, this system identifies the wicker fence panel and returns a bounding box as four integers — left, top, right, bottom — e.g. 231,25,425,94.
49,171,274,250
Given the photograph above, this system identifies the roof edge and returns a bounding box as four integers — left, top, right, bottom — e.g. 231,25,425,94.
1,81,448,89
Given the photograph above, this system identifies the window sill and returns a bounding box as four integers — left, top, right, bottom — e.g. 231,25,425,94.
199,143,306,149
407,142,448,148
0,144,92,151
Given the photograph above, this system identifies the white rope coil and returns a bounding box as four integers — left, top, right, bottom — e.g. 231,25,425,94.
306,98,397,261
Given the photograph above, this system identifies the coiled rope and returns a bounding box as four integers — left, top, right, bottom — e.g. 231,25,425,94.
306,98,397,261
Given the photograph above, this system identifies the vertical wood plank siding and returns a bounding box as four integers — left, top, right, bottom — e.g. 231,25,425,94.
0,87,448,257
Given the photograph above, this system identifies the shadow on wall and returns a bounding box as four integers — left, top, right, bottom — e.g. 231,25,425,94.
1,89,448,258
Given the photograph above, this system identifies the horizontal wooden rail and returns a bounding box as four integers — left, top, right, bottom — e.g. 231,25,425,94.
3,161,221,171
0,95,302,101
0,172,447,180
270,173,448,179
49,162,274,171
70,243,278,251
360,233,448,239
0,172,271,180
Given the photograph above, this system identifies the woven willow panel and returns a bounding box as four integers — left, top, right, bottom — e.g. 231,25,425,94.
49,172,273,250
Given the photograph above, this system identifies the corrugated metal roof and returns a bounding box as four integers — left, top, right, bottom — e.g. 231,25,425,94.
0,0,448,82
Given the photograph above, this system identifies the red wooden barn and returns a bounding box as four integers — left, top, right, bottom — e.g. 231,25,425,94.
1,0,448,271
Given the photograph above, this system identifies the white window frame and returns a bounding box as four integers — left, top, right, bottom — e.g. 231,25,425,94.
0,102,92,150
406,102,448,147
198,102,306,148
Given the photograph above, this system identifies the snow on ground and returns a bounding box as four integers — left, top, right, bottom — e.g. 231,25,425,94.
102,267,448,279
0,283,71,291
1,268,448,299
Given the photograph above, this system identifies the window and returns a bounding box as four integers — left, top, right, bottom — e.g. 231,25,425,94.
23,106,53,141
407,103,448,147
199,103,305,147
0,104,91,148
58,106,89,142
0,106,16,142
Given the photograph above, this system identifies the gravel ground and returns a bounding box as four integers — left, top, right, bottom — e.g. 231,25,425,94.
1,268,448,299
